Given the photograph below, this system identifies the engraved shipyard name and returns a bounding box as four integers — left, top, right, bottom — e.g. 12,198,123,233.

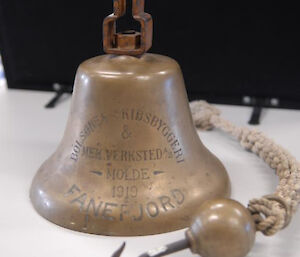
71,114,106,161
82,146,173,162
65,184,185,222
122,109,184,163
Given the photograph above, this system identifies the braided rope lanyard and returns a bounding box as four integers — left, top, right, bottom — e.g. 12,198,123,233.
190,100,300,236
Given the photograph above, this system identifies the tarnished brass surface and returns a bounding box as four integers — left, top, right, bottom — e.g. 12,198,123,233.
30,54,230,236
186,199,256,257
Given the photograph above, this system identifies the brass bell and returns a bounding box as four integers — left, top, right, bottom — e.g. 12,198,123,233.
30,0,230,236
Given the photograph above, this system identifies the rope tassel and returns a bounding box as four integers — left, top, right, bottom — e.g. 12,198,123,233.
190,100,300,236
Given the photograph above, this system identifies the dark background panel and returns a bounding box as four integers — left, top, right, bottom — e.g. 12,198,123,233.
0,1,300,108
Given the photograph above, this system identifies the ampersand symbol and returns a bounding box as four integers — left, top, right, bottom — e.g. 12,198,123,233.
121,125,132,140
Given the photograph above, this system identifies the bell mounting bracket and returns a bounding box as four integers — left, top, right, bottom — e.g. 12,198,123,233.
103,0,153,56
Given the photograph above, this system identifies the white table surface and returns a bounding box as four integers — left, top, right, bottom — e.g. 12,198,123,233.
0,83,300,257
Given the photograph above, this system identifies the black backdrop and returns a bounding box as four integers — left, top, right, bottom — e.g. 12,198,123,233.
1,1,300,108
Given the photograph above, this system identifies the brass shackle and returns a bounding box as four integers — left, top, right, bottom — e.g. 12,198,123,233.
103,0,153,56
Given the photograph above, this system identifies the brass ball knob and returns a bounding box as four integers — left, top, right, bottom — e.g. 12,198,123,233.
186,198,256,257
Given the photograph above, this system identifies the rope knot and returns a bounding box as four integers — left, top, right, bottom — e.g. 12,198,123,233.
248,195,291,236
239,129,264,150
190,100,220,130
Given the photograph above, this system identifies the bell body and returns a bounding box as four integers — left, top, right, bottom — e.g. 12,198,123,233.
30,54,230,236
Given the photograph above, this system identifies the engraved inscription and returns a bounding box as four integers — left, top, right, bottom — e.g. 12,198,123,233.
112,185,138,199
71,114,106,161
90,170,103,176
106,167,150,181
102,202,118,221
90,167,153,181
122,109,184,163
153,170,165,175
121,125,132,139
81,146,173,162
65,184,185,222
